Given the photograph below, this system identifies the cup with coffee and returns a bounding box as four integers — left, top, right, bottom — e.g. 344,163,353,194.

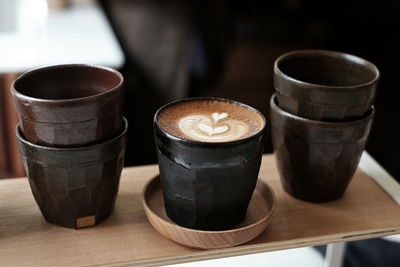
154,97,266,230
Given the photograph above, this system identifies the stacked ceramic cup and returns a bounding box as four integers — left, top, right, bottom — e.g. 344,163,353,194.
12,64,128,229
270,50,379,202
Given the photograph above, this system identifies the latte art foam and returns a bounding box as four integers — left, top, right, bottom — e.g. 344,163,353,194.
157,99,265,143
178,113,249,142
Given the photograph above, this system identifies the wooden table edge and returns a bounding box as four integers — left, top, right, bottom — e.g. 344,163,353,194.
88,227,400,267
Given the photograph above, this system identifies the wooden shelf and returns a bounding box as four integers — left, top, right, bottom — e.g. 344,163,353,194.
1,154,400,266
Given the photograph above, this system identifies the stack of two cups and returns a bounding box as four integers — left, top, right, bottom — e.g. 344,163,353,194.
12,65,128,228
271,50,379,202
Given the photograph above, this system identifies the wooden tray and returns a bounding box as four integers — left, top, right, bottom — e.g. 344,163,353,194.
0,154,400,266
142,175,276,249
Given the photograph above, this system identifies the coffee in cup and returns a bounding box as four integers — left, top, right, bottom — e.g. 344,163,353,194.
154,97,266,230
157,99,264,143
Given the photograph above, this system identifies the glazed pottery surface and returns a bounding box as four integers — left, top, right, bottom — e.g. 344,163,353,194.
270,94,374,202
154,97,266,231
12,64,124,147
274,50,379,121
16,118,128,229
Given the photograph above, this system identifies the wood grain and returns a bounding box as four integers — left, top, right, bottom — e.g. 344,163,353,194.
142,175,275,249
0,154,400,267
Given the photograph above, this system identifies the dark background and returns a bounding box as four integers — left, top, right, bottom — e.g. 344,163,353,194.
100,0,399,182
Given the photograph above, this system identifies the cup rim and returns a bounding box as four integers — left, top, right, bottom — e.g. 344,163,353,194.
274,49,380,90
16,117,128,151
154,97,267,146
12,64,124,104
270,94,375,126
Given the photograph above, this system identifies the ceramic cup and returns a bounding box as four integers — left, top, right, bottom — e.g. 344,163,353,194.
270,94,374,202
16,118,128,229
274,50,379,121
154,97,266,231
12,64,124,147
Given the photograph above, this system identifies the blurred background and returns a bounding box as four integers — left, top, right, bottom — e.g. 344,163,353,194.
0,1,399,266
0,0,399,181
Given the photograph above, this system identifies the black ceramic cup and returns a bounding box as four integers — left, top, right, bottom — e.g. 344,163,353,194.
274,50,379,121
16,118,128,229
270,94,374,202
154,97,266,231
12,64,124,147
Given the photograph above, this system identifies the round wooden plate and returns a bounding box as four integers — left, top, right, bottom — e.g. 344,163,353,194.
142,175,276,249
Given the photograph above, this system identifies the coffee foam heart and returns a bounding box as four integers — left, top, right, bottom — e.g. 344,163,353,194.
156,99,265,143
178,113,249,142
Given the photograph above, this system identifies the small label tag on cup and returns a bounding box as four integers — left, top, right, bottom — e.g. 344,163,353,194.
76,216,96,228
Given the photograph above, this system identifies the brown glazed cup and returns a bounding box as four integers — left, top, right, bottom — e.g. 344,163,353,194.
270,94,374,202
12,64,124,147
274,50,379,121
16,118,128,229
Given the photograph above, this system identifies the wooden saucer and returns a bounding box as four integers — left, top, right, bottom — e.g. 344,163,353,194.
142,175,276,249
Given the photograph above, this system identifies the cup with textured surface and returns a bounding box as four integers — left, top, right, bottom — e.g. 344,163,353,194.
12,64,124,147
154,97,266,231
16,118,128,229
274,50,379,121
270,94,374,202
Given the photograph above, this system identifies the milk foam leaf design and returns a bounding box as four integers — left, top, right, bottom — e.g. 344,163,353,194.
178,113,250,142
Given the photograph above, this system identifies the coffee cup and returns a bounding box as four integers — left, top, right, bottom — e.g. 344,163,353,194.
270,94,374,202
274,50,379,121
154,97,266,230
16,118,128,229
12,64,124,147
